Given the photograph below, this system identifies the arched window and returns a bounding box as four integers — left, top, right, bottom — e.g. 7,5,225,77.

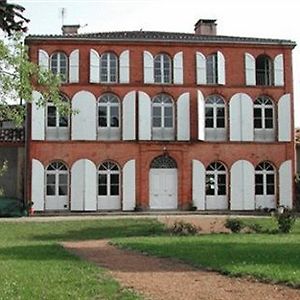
206,53,218,84
206,162,226,196
98,94,120,128
98,161,120,196
50,52,68,83
154,54,172,84
100,52,118,83
47,95,69,128
256,55,273,86
150,155,177,169
205,95,225,128
46,161,68,197
152,94,174,140
255,162,275,196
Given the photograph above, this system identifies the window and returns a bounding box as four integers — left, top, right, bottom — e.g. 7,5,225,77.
206,53,218,84
46,95,69,128
152,94,174,140
50,52,68,83
154,54,172,84
150,155,177,169
46,161,68,196
206,162,226,196
98,161,120,196
254,96,274,129
100,52,118,83
255,162,275,195
98,94,120,128
205,95,225,128
256,55,273,86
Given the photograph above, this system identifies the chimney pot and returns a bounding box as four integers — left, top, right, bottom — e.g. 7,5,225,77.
194,19,217,35
62,25,80,35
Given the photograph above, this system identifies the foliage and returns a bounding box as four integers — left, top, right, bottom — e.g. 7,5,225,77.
224,218,244,233
169,220,200,235
0,33,71,126
273,208,296,233
0,1,29,35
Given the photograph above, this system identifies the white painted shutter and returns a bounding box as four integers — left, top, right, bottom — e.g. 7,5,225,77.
278,93,291,141
90,49,100,83
69,49,79,83
122,91,136,140
229,93,253,141
217,51,225,85
173,51,183,84
245,53,256,85
279,160,293,208
177,92,190,141
119,50,130,83
143,51,154,84
38,49,49,71
230,160,255,210
31,90,45,140
71,159,97,211
31,159,45,211
196,52,207,84
197,90,205,140
192,160,206,210
274,54,284,86
138,91,151,140
123,159,136,211
71,91,96,140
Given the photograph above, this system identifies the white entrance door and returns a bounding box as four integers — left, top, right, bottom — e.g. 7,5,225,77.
149,169,177,209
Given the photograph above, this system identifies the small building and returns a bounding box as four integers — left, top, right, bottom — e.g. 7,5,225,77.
24,19,296,212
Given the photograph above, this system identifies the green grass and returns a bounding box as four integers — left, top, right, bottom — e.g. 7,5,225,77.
0,218,165,300
113,218,300,287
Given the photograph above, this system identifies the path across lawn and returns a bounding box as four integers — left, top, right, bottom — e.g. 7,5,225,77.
63,239,300,300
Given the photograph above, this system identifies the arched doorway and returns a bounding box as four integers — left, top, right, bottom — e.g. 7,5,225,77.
149,155,178,209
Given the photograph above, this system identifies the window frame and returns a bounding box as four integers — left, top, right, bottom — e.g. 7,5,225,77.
50,52,68,83
206,53,218,84
46,161,69,197
205,162,227,196
255,55,273,86
254,96,274,130
154,53,172,84
98,161,120,197
100,52,118,83
255,162,275,196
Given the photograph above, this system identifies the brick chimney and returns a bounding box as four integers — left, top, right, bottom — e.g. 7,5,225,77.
194,19,217,35
61,25,80,35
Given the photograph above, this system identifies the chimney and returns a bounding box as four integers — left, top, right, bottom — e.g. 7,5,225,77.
61,25,80,35
194,19,217,35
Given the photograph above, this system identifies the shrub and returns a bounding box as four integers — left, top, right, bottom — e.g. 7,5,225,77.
224,218,244,233
169,220,200,236
274,208,296,233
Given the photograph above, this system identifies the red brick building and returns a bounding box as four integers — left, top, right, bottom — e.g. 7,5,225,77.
25,20,296,212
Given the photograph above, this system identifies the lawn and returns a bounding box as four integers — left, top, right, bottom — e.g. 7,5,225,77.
0,218,164,300
113,218,300,287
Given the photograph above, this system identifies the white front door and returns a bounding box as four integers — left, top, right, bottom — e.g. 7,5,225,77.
149,169,177,209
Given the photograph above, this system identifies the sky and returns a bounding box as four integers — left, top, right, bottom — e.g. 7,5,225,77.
8,0,300,126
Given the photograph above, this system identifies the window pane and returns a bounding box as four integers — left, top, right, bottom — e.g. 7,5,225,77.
47,185,55,196
110,174,119,185
99,106,107,127
254,108,261,118
255,174,263,184
255,185,263,195
47,107,57,127
99,185,107,196
59,116,68,127
217,107,224,117
267,184,275,195
217,117,225,128
98,174,107,185
266,174,274,184
205,118,213,128
254,119,262,128
59,174,68,185
218,174,226,185
164,107,173,117
47,174,56,185
59,185,68,196
153,117,161,127
265,108,273,118
265,119,273,129
164,116,173,128
110,106,119,127
206,174,215,195
205,107,213,117
110,185,119,196
153,107,161,117
218,185,226,195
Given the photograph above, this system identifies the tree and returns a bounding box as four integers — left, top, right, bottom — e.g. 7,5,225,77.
0,0,29,36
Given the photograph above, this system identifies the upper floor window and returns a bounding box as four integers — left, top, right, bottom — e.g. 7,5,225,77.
154,54,172,84
47,96,69,128
50,52,68,83
206,53,218,84
254,96,274,129
100,52,118,83
205,95,225,129
256,55,273,86
152,94,175,140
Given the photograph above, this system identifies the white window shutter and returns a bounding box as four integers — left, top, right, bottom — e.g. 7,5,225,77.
217,51,226,85
196,52,207,84
197,90,205,140
143,51,154,84
71,91,96,140
274,54,284,86
278,93,291,141
123,159,136,211
138,91,151,140
71,159,97,211
69,49,79,83
38,49,49,71
245,53,256,85
173,51,183,84
122,91,136,140
31,90,45,140
90,49,100,83
279,160,293,208
230,160,255,210
119,50,130,83
192,160,205,210
31,159,45,211
177,92,190,141
241,93,254,141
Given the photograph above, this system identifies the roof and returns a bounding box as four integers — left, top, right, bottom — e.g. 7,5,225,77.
296,128,300,144
25,30,296,47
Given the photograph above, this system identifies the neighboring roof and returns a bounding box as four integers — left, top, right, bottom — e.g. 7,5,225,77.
25,31,296,47
296,128,300,144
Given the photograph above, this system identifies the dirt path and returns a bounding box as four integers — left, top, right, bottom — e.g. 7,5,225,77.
63,240,300,300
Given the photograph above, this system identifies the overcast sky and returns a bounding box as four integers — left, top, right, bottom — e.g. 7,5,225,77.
11,0,300,126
